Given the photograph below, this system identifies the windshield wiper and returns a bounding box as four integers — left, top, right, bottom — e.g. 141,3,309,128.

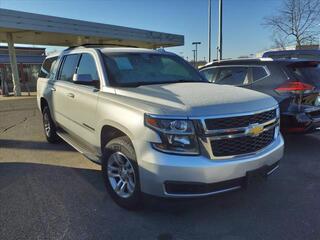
171,79,208,83
118,79,208,87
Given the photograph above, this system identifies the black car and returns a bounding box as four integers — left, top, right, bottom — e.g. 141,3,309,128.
262,49,320,61
200,58,320,133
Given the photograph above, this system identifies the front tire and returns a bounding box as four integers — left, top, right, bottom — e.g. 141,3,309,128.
42,106,59,143
102,136,141,210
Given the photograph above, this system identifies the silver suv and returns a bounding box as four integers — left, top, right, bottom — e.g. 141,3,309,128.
37,46,284,209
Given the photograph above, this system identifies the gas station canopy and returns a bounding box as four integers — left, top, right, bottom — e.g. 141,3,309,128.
0,8,184,48
0,8,184,96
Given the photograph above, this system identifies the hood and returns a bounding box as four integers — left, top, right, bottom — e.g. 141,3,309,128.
114,82,278,117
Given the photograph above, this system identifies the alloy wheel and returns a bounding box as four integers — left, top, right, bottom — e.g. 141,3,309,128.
107,152,136,198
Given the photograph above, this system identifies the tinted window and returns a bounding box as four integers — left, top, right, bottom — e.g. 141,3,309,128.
215,67,249,85
200,68,219,82
77,53,99,81
39,57,57,78
288,62,320,87
59,54,80,81
103,53,205,87
252,67,268,81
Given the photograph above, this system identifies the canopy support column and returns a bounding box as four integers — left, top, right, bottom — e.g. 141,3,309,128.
6,32,21,96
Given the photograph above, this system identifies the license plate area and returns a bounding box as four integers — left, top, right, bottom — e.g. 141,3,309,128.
245,165,268,187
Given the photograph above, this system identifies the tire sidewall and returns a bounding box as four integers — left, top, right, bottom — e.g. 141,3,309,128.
42,106,58,143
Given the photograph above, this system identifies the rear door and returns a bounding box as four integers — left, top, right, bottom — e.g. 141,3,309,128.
203,66,252,89
51,54,80,131
248,65,274,94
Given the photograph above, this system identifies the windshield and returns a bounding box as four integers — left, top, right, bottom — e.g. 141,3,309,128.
103,52,206,87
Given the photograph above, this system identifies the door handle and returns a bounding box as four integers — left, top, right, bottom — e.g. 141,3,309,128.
51,87,56,92
66,93,75,98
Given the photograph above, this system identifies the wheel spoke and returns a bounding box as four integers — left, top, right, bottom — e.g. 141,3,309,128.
108,165,119,171
120,181,127,194
115,180,124,193
127,180,134,193
108,171,120,178
107,151,136,198
127,167,134,174
114,154,124,166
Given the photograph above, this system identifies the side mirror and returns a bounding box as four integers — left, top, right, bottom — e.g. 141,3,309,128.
72,74,99,88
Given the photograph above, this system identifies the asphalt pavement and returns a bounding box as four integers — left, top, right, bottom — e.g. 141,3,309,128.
1,96,320,240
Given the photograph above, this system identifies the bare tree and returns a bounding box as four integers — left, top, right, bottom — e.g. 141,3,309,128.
263,0,320,48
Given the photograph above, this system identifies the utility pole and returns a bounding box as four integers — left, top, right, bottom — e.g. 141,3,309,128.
192,41,201,67
217,0,223,61
192,50,196,67
208,0,212,62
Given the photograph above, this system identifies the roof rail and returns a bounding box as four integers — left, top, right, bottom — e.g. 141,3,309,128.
63,43,139,51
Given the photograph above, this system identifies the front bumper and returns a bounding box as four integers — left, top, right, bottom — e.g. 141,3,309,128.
138,134,284,197
281,108,320,133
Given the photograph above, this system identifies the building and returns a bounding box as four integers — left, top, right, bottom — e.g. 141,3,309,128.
0,46,45,94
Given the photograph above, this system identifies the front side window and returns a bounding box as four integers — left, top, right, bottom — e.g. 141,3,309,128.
215,67,249,86
103,52,206,87
58,54,80,82
77,53,99,81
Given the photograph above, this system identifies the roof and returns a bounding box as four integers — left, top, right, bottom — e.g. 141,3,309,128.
0,8,184,48
263,49,320,55
99,47,174,54
201,58,320,69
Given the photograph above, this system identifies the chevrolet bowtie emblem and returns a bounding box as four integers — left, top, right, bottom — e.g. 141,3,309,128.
248,124,264,136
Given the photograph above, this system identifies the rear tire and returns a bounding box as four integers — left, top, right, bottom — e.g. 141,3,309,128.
42,106,59,143
102,136,142,210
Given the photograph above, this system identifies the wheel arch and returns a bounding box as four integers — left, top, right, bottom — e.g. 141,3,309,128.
100,124,134,153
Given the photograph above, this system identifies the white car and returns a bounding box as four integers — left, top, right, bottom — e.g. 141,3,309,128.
37,45,284,209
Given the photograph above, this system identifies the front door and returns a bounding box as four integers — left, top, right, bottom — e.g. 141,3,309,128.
66,53,100,147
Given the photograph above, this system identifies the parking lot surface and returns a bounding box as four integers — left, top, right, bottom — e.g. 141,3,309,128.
1,96,320,240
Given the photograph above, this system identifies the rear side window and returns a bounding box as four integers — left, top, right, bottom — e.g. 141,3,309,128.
215,67,249,85
39,57,58,78
58,54,80,82
287,62,320,87
200,67,219,82
252,66,268,81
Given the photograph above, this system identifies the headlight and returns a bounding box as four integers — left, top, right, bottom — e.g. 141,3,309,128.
276,107,280,119
145,114,199,155
275,107,281,138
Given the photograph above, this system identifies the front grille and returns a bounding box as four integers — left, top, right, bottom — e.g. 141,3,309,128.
205,109,276,130
211,128,275,157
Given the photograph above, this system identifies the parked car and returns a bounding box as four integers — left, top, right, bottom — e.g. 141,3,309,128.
37,46,283,209
262,49,320,60
200,58,320,133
